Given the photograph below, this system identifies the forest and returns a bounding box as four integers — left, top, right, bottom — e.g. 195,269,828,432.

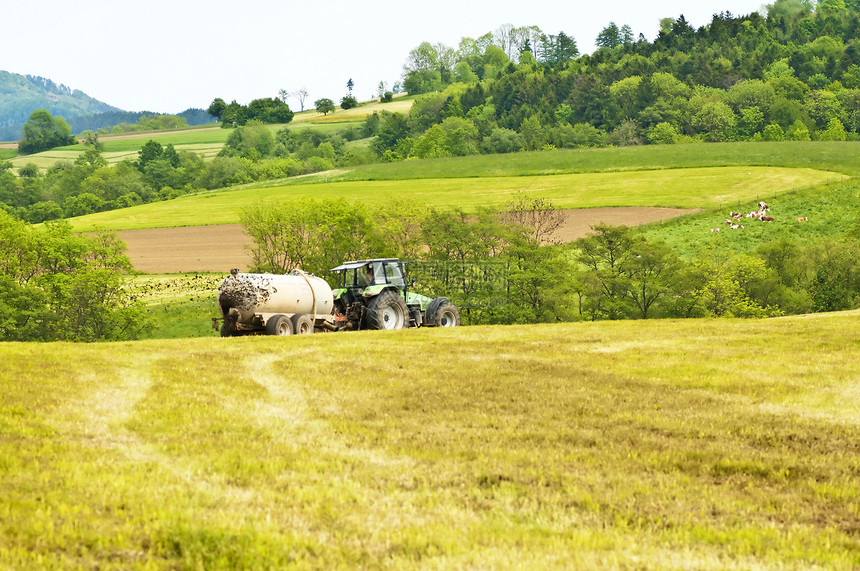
375,0,860,158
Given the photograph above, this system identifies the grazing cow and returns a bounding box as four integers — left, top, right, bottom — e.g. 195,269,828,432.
796,217,808,222
725,219,733,225
730,224,744,230
711,228,721,232
760,216,775,222
758,201,769,211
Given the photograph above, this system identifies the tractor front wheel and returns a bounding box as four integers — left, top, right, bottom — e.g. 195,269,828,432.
364,291,409,330
431,302,460,327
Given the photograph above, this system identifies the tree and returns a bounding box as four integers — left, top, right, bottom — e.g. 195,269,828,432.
293,88,309,112
817,117,847,140
137,140,164,172
240,198,387,277
596,22,622,49
0,211,147,341
340,95,358,110
691,100,738,141
502,193,565,245
482,127,523,153
376,81,389,98
207,98,227,120
624,240,683,318
81,130,102,150
315,98,335,115
18,110,76,155
219,121,275,159
647,122,679,144
246,98,294,124
346,78,354,94
574,224,637,320
538,31,578,66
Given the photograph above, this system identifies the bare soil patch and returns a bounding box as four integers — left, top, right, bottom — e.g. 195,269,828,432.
119,224,253,274
120,207,699,274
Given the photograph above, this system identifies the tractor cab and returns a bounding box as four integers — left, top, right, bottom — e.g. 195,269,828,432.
332,259,406,295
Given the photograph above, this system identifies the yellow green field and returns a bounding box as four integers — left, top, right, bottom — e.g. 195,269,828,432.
67,165,836,231
2,311,857,568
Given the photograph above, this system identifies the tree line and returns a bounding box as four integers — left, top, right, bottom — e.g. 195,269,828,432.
364,4,860,161
0,120,371,223
241,196,860,325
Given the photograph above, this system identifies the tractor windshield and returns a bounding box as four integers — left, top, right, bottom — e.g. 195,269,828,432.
384,262,406,287
344,263,380,287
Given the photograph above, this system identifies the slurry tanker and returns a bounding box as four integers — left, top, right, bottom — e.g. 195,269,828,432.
214,258,460,336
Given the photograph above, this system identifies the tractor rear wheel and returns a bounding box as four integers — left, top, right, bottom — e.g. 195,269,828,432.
364,290,409,330
266,314,293,336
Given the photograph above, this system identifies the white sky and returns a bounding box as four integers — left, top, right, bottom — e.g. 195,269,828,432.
2,0,767,114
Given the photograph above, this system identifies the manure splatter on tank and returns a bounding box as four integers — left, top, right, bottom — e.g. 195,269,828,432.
217,274,276,312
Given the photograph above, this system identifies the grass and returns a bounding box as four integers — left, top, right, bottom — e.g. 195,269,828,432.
128,273,224,339
67,166,836,232
291,96,415,125
1,311,857,568
327,141,860,181
638,178,860,256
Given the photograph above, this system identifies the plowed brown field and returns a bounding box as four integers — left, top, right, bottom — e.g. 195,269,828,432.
119,207,699,273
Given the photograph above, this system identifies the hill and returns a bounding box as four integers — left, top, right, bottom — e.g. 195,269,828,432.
0,70,120,141
1,311,857,568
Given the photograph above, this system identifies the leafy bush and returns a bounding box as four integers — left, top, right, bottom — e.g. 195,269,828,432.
340,95,359,109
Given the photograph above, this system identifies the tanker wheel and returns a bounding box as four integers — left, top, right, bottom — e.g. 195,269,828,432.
432,303,461,327
364,290,409,330
266,314,293,336
220,322,236,337
290,313,314,334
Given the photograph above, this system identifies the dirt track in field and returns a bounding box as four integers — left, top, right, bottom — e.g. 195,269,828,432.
119,207,700,274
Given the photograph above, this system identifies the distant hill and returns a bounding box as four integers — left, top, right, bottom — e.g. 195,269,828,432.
0,70,121,141
65,108,217,134
0,71,216,141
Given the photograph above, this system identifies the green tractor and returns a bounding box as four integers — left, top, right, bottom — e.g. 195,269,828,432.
330,258,460,331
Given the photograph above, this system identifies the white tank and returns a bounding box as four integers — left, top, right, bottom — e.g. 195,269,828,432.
217,269,333,323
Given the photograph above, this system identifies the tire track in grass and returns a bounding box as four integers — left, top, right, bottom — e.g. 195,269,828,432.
247,352,420,473
245,350,485,547
61,354,266,510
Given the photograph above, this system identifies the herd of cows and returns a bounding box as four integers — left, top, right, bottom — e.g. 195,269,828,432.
711,201,808,232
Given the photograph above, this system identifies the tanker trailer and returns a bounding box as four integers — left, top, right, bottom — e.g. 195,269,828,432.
214,269,334,337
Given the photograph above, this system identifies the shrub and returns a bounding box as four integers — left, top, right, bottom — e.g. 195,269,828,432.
340,95,359,110
482,128,523,153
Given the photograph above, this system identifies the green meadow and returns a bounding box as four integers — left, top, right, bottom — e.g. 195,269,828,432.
1,311,857,568
67,164,838,232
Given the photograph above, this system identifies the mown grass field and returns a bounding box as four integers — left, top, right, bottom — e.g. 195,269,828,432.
67,166,837,232
1,311,858,569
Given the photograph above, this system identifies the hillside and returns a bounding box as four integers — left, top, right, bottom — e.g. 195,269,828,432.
0,70,120,141
1,311,857,568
